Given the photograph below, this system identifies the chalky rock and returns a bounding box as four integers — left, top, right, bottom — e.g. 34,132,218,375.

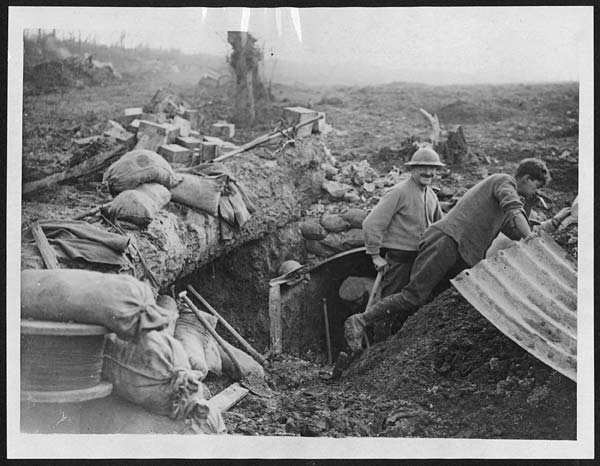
321,163,339,179
343,192,361,203
322,180,352,200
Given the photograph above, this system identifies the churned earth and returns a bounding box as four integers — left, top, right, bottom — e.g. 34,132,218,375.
19,63,579,438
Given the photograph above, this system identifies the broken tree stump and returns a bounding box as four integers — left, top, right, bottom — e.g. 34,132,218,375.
435,125,470,165
420,108,470,164
419,108,442,146
227,31,268,126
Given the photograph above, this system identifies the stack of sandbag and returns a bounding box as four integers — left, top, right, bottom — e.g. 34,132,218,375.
101,149,182,226
21,269,171,340
301,208,367,257
171,162,255,228
102,330,225,433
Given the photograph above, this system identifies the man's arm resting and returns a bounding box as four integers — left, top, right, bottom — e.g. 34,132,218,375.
513,211,532,238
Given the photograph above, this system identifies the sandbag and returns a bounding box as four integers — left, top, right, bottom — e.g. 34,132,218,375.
185,397,227,434
21,269,170,340
341,208,368,228
320,214,350,233
156,294,179,337
170,173,227,216
102,331,211,419
80,393,226,434
299,221,327,240
320,233,349,252
104,183,171,227
228,187,251,227
305,239,337,257
231,180,256,214
218,196,236,226
218,339,265,380
339,276,375,303
342,228,365,247
174,310,222,379
103,149,182,195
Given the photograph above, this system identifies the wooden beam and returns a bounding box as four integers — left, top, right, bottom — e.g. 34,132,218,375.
187,285,267,366
22,144,124,197
31,222,60,269
207,382,249,413
214,114,323,163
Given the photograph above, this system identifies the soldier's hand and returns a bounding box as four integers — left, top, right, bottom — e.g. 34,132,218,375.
371,255,388,273
554,207,571,223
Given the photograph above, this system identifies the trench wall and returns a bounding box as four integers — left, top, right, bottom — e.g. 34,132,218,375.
21,138,329,292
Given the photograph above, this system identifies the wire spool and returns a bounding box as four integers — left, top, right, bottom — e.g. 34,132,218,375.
21,320,110,395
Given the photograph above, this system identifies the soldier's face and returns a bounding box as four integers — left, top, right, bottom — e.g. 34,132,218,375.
411,166,437,186
517,175,544,199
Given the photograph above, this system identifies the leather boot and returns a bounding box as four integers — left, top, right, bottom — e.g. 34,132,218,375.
344,298,396,352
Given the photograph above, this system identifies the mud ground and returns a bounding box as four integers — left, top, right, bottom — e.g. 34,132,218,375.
20,69,578,438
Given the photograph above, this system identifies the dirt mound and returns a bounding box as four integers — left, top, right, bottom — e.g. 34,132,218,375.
436,99,517,125
218,286,576,439
24,55,120,94
344,287,576,438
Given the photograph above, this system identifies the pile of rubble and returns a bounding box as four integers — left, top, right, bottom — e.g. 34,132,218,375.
71,87,240,168
24,53,121,93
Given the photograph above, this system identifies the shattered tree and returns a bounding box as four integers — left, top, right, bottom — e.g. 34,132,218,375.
227,31,268,126
420,108,470,164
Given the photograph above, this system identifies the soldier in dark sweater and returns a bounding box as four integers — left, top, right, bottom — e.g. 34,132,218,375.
345,158,556,352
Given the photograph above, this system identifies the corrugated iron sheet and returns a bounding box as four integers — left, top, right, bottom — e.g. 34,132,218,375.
451,230,577,382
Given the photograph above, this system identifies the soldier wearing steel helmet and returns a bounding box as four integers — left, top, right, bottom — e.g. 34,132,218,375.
346,157,558,353
361,146,445,337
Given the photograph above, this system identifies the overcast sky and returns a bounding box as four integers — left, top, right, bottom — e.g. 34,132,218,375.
13,6,589,83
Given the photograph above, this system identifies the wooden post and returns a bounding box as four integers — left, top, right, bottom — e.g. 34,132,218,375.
268,284,282,355
31,222,60,269
322,298,332,365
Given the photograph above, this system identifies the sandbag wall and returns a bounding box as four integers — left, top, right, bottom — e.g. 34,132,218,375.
300,208,367,258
